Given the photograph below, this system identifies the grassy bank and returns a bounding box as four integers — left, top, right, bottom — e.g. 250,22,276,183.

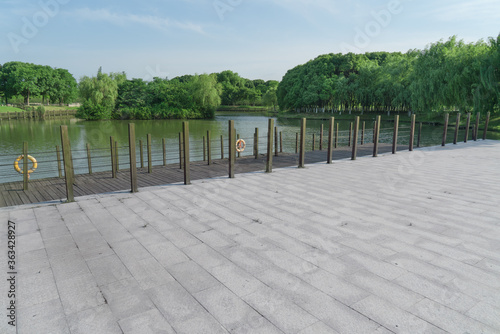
0,106,25,113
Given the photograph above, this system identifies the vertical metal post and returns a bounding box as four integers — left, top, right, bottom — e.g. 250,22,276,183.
453,113,461,145
352,116,359,160
335,123,339,148
128,123,138,193
60,125,74,202
320,124,323,150
86,143,92,174
254,128,259,159
178,133,183,169
220,135,224,160
229,120,235,178
110,136,116,178
266,119,274,173
348,122,352,147
442,113,449,146
327,117,334,164
474,112,480,141
274,127,278,157
483,112,490,140
147,134,152,173
279,132,283,153
464,113,471,143
162,138,166,166
299,118,306,168
56,145,63,178
312,134,315,151
417,122,422,148
361,121,365,145
392,115,399,154
183,122,190,185
203,136,207,161
409,114,416,151
373,115,381,157
237,134,241,158
115,141,119,172
295,133,298,153
22,142,28,190
140,139,144,168
207,131,211,165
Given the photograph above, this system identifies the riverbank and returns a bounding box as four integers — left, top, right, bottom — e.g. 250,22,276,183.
1,140,499,333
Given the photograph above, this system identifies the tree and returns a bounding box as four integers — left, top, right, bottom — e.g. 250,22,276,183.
51,69,78,105
78,68,121,119
190,73,222,118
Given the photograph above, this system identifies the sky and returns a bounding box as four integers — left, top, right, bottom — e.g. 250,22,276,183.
1,0,499,82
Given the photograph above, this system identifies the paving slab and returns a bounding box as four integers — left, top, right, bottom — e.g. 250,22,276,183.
1,140,499,333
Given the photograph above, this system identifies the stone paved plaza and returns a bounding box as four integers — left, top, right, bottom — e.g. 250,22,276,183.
1,140,500,334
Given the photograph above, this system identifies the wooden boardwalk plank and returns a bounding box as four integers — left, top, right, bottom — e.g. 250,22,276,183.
0,143,401,208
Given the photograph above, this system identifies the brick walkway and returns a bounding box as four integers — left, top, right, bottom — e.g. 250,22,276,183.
1,140,499,333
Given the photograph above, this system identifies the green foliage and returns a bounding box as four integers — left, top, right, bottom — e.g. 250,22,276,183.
76,100,112,120
0,61,77,105
277,35,500,115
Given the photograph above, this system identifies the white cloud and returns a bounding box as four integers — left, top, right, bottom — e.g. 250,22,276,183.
70,8,206,35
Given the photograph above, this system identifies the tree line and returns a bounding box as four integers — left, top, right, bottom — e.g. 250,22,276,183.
76,69,279,120
277,35,500,115
0,62,78,106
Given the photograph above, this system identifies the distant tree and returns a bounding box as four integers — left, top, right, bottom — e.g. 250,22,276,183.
51,69,78,105
190,73,222,117
78,67,121,119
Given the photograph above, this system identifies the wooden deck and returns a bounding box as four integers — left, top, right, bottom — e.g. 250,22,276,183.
0,143,401,208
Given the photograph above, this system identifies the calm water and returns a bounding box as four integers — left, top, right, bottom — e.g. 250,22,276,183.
0,112,496,183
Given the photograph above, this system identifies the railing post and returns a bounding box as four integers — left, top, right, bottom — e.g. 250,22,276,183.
266,119,274,173
280,132,283,153
147,134,152,173
295,133,298,153
453,113,461,145
417,122,422,148
373,115,381,157
254,128,259,159
348,122,352,147
474,112,480,141
320,124,323,150
335,123,339,148
207,131,211,165
220,135,224,159
128,123,138,193
312,134,315,151
373,121,376,143
361,121,365,145
237,134,241,158
56,145,63,178
60,125,74,202
442,113,449,146
110,136,116,178
203,136,207,161
179,133,183,169
325,117,333,164
409,114,416,151
483,112,490,140
140,139,144,168
274,127,279,157
183,122,190,185
299,118,306,168
352,116,359,160
86,143,92,174
464,113,471,143
162,138,166,166
23,142,28,191
392,115,399,154
115,141,119,172
229,120,235,178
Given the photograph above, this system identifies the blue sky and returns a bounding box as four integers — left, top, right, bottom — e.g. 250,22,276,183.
1,0,499,82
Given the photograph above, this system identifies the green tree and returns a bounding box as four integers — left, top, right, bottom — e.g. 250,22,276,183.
78,68,121,119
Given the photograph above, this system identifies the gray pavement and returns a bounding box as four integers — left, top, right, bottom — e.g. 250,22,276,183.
1,140,500,334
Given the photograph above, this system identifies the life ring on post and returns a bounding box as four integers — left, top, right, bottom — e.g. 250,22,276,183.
14,155,38,178
236,139,246,153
